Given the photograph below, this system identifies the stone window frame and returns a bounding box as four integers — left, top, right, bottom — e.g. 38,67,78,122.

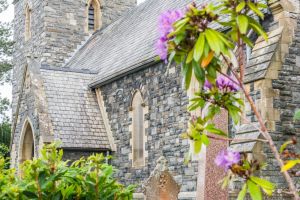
129,89,149,168
24,3,32,41
85,0,102,33
18,117,36,164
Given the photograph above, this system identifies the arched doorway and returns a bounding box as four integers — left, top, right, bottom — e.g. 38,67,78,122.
19,120,35,164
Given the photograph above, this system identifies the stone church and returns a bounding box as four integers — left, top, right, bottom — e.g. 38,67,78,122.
10,0,300,199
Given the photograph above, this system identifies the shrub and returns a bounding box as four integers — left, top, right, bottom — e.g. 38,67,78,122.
0,143,135,200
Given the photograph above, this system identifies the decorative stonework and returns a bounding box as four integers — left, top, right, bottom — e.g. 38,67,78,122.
95,88,117,151
143,157,180,200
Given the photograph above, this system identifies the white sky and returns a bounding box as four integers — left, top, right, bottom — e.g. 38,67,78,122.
0,0,14,118
137,0,146,5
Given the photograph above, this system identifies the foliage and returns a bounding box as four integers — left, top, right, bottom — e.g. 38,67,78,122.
294,109,300,121
0,0,12,152
0,120,10,146
0,0,13,84
280,136,300,174
0,143,135,200
0,143,8,157
155,0,285,199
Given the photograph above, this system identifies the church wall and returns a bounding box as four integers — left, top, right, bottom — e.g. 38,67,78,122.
100,62,198,194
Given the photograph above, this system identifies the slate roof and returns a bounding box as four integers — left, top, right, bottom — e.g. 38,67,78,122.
65,0,212,87
230,123,262,152
244,27,283,83
41,68,111,150
64,0,268,87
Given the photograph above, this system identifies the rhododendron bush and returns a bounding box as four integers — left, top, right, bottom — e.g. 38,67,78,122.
0,143,135,200
156,0,300,199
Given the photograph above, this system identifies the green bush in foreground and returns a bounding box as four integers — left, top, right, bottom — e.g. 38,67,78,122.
0,143,135,200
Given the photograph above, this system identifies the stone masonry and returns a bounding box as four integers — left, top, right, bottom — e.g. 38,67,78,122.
100,63,199,196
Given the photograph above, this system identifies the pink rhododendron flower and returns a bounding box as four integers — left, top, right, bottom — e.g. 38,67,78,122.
156,9,184,62
215,149,240,171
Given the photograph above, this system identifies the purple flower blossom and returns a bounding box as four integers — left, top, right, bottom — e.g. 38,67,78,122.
216,75,239,92
155,37,168,61
215,149,241,171
204,76,239,93
158,10,184,37
156,9,184,61
204,80,213,90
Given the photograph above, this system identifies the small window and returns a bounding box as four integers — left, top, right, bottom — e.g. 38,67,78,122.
88,4,95,31
86,0,102,32
131,91,145,167
25,4,31,41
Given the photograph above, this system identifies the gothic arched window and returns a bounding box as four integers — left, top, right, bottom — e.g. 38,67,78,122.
25,4,31,41
131,91,145,167
86,0,102,32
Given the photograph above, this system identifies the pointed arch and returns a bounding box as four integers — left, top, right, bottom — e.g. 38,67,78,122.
18,117,35,164
130,90,147,167
85,0,102,33
25,4,32,41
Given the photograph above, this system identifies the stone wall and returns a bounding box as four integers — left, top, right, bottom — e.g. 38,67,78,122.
100,63,198,194
272,16,300,189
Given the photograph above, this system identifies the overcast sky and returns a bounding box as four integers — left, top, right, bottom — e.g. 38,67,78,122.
0,0,14,118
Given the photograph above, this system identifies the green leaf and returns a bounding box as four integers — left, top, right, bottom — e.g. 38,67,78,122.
186,48,194,64
207,64,217,79
201,134,210,145
237,183,247,200
205,124,227,136
188,97,205,111
294,110,300,120
241,35,254,47
281,160,300,172
168,18,189,37
249,20,268,41
280,140,293,153
194,140,202,154
205,29,221,55
250,176,275,196
194,33,205,62
257,3,268,9
236,1,246,12
247,180,262,200
237,15,248,34
250,176,275,190
174,34,185,45
248,2,264,19
183,63,193,90
228,106,240,125
193,61,205,84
